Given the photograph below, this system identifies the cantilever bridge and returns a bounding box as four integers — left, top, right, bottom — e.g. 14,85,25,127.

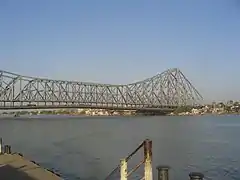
0,68,203,111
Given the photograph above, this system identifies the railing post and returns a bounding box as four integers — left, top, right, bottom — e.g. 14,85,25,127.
120,159,127,180
144,139,153,180
156,165,170,180
0,138,2,154
189,172,204,180
4,145,11,154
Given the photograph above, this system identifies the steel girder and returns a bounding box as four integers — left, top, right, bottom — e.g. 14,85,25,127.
0,68,203,108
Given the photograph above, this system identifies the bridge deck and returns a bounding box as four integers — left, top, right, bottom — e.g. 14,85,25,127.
0,104,177,111
0,153,62,180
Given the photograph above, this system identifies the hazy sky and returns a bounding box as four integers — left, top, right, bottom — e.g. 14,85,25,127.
0,0,239,102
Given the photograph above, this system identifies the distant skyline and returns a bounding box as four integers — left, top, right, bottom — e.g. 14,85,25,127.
0,0,240,102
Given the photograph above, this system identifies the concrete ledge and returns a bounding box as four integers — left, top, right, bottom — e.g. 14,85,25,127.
0,153,62,180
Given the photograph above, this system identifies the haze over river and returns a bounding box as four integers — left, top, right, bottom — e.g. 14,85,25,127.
0,115,239,180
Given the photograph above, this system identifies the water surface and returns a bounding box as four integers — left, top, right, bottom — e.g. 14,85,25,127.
0,115,239,180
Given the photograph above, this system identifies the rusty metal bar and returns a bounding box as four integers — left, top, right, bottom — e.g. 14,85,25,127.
105,139,151,180
105,164,120,180
143,139,152,162
127,160,144,177
125,141,144,162
105,140,145,180
144,139,153,180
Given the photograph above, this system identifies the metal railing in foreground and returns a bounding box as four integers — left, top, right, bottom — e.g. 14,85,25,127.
105,139,204,180
105,139,152,180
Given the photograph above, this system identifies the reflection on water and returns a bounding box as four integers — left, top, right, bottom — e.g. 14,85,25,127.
0,115,240,180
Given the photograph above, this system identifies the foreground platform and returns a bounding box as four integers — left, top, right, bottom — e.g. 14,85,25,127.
0,153,62,180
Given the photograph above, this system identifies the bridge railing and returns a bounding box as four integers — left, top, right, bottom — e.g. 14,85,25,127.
105,139,153,180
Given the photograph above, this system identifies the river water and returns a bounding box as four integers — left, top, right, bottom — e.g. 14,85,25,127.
0,115,239,180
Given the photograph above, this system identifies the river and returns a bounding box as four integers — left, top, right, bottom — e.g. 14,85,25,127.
0,115,239,180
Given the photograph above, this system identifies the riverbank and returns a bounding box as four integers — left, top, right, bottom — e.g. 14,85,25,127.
0,108,136,117
169,105,240,116
2,104,240,117
0,139,62,180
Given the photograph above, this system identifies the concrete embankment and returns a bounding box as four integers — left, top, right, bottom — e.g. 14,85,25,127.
0,153,62,180
0,138,62,180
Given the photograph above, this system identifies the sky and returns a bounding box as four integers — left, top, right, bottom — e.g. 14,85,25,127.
0,0,240,102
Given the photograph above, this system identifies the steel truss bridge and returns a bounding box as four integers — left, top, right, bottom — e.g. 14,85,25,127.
0,68,203,111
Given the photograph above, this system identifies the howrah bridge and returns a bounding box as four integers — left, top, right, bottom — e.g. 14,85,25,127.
0,68,203,112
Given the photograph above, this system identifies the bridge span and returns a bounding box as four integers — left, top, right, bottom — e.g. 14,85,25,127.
0,68,203,110
0,104,177,111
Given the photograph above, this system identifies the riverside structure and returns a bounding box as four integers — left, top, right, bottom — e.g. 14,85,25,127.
0,138,62,180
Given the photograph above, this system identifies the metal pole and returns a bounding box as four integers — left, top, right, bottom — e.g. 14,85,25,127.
156,165,170,180
189,172,204,180
8,145,11,154
144,139,153,180
4,145,7,154
120,159,127,180
0,138,2,154
4,145,11,154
